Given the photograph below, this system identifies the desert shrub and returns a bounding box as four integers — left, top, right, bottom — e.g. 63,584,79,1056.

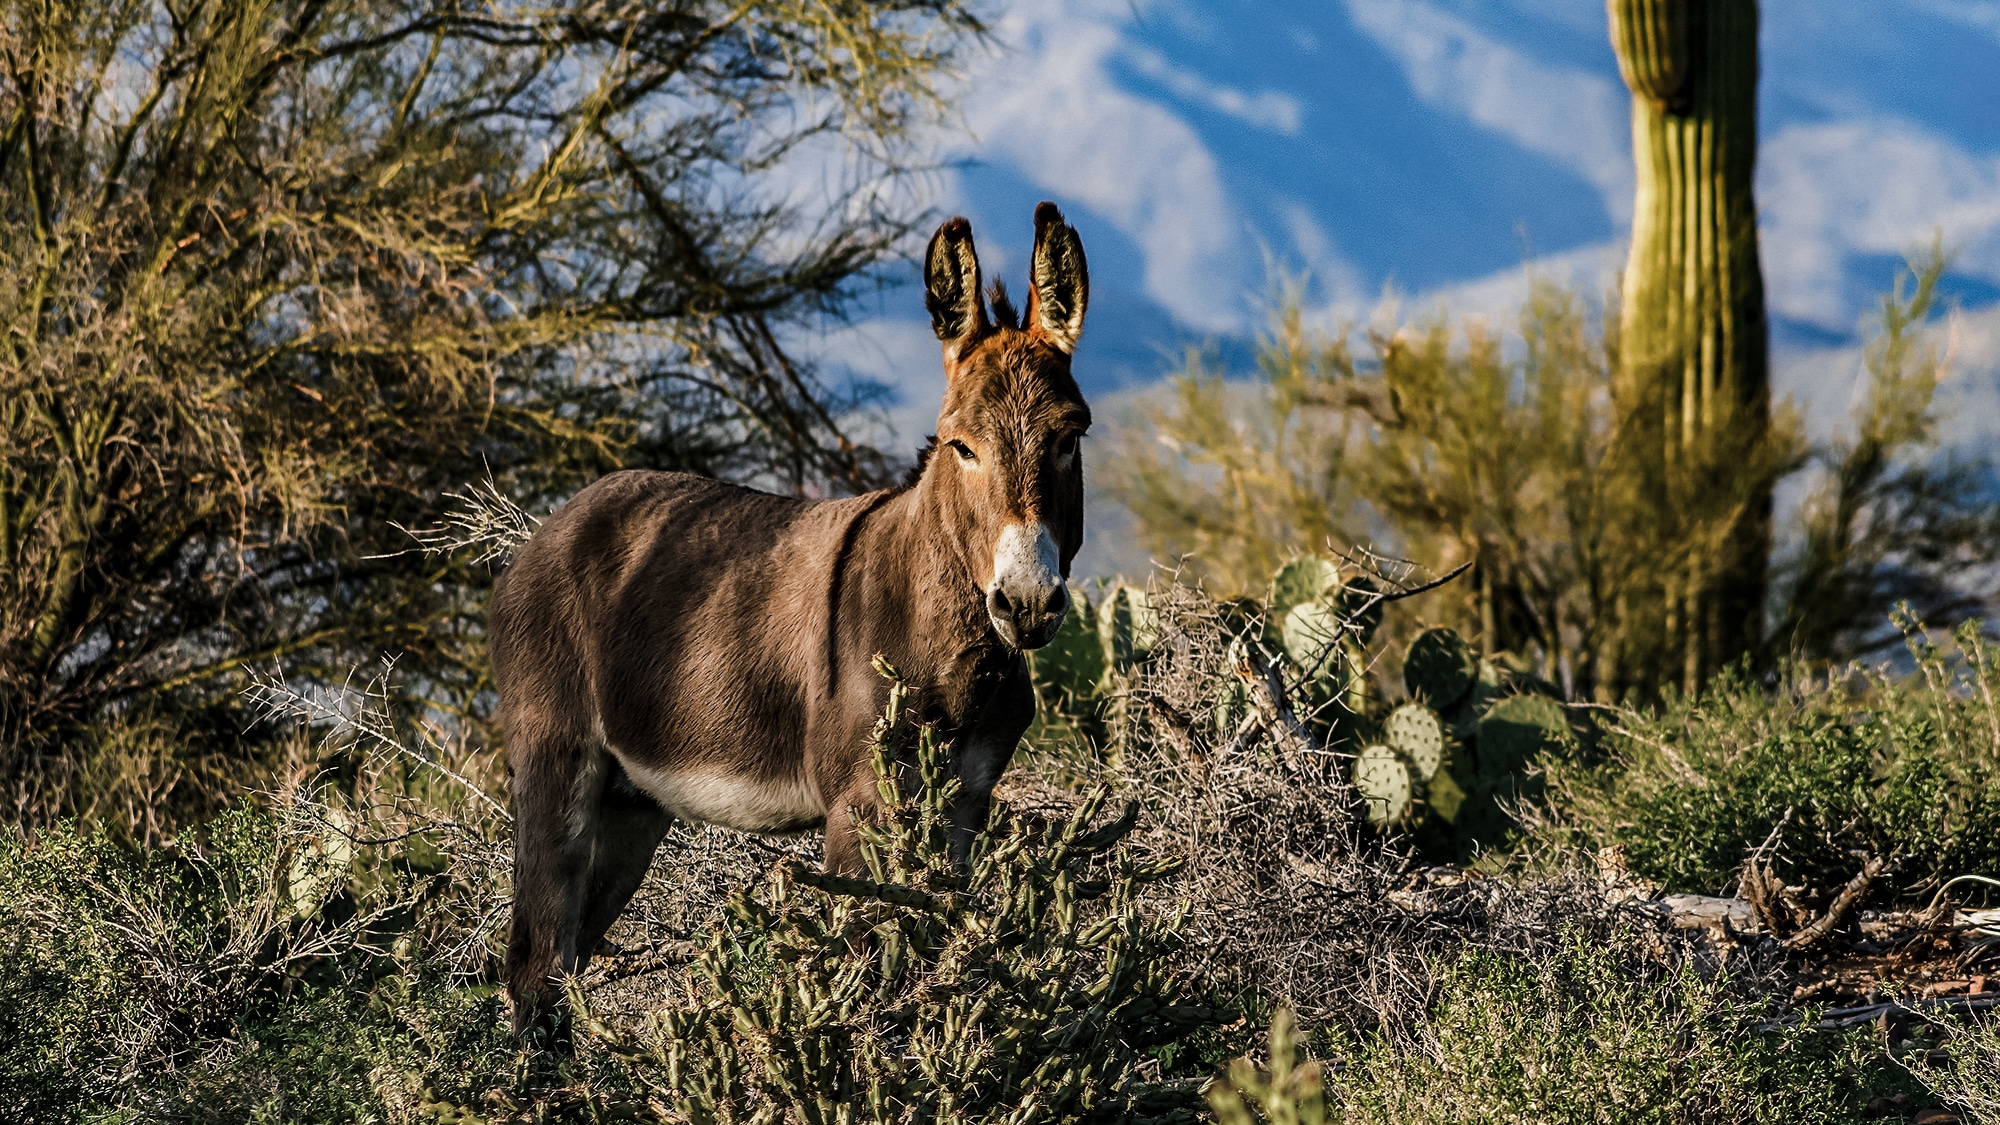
1108,253,1997,703
1532,614,2000,904
1019,576,1640,1036
0,802,390,1119
0,659,518,1121
555,662,1218,1124
1911,1012,2000,1125
1213,935,1925,1125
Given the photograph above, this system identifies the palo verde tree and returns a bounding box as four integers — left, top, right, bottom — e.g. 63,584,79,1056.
0,0,982,837
1601,0,1782,699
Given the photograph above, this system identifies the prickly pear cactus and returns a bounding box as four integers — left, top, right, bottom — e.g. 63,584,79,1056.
1281,600,1344,678
1404,626,1477,708
1268,556,1339,620
1381,625,1582,856
1352,743,1412,825
1336,572,1384,644
1475,692,1570,784
1266,556,1340,649
1424,763,1470,825
1382,701,1446,782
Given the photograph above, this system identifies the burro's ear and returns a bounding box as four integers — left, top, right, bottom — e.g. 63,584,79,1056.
925,217,988,359
1024,201,1088,355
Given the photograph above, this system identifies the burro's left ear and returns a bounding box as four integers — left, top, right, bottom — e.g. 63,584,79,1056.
1024,201,1088,355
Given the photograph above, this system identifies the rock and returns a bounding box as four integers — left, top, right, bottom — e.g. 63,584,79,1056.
1863,1094,1909,1118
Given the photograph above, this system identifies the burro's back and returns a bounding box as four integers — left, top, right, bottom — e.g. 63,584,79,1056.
494,203,1094,1043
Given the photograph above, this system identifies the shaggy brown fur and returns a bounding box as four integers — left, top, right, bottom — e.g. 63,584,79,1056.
490,203,1092,1038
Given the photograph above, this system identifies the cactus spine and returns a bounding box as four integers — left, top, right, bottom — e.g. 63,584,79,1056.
1605,0,1772,699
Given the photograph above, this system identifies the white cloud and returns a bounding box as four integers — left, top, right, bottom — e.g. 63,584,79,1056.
953,0,1252,334
1908,0,2000,40
1760,119,2000,329
1391,239,1623,327
1345,0,1633,224
1120,44,1305,135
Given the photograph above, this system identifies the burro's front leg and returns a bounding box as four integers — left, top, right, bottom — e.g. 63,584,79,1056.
821,665,1035,873
948,664,1036,863
822,764,884,876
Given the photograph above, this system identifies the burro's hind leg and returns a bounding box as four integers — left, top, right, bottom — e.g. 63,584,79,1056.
504,724,602,1046
573,759,676,965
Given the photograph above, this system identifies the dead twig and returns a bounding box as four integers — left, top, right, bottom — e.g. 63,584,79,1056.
1784,853,1892,952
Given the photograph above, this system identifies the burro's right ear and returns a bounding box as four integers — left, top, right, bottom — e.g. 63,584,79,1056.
924,217,988,361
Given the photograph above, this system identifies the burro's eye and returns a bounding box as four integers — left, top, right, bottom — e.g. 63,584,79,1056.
949,439,977,463
1054,433,1079,459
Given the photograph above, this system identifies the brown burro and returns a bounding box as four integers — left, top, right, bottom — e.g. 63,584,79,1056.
489,202,1092,1038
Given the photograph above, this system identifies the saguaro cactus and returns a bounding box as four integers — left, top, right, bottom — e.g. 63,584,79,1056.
1605,0,1773,698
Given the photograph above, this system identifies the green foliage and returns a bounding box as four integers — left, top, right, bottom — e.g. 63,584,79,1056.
1106,254,1992,707
1908,1012,2000,1125
1208,935,1928,1124
1107,304,1360,597
1771,241,2000,661
0,0,984,839
1316,932,1921,1123
571,661,1216,1124
1534,614,2000,903
0,801,521,1123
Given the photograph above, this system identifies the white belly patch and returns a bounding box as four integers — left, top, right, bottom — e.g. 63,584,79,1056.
614,755,824,834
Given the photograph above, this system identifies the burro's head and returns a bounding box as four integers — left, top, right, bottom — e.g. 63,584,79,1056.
923,202,1091,651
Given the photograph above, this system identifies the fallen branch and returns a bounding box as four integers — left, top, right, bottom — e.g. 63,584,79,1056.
1646,893,1759,934
1758,993,2000,1032
1783,854,1890,952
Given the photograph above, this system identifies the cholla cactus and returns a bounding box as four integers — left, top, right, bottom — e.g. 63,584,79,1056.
582,659,1217,1124
1206,1009,1325,1125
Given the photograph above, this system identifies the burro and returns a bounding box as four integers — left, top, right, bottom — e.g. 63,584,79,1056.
489,203,1092,1039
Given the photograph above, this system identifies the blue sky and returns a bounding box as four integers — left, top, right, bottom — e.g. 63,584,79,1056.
813,0,2000,464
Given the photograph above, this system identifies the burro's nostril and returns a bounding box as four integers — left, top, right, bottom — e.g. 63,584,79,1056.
990,587,1013,615
1048,583,1069,616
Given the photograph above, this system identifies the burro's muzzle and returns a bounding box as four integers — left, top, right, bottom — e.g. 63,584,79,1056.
986,522,1068,649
